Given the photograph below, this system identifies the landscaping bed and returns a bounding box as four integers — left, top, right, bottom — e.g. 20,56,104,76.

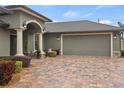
0,56,31,86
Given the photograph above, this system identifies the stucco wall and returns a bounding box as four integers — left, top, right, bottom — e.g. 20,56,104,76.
0,11,21,28
113,34,121,52
20,11,45,28
0,28,10,56
43,32,121,54
121,39,124,51
0,10,45,29
43,33,61,51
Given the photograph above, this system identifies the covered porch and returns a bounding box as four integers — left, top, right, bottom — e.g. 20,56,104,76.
10,20,44,56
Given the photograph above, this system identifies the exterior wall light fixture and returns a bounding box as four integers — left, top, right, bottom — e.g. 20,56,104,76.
56,37,60,40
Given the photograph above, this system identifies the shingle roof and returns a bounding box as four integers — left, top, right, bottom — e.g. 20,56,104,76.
45,20,124,33
0,6,12,15
5,5,52,22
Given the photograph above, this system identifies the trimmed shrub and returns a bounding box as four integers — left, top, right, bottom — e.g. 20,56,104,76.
53,49,60,55
12,56,31,67
15,61,23,73
121,51,124,57
47,51,57,57
0,56,12,61
0,60,15,85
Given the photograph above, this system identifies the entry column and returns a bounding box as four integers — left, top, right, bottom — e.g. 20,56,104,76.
15,28,24,56
39,33,44,55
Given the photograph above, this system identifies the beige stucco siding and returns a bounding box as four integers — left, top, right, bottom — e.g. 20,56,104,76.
0,29,10,56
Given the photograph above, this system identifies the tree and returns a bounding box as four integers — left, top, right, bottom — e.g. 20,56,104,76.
118,22,124,27
118,22,124,38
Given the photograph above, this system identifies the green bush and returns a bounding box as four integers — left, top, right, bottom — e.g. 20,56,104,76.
47,51,57,57
12,56,31,67
15,61,22,73
121,51,124,57
53,49,60,55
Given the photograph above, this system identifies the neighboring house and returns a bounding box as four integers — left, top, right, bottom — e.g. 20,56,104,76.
0,5,123,57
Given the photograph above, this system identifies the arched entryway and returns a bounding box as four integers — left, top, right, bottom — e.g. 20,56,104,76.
23,21,42,54
13,20,44,56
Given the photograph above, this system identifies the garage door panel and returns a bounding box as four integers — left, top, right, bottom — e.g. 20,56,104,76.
63,34,110,56
64,50,109,56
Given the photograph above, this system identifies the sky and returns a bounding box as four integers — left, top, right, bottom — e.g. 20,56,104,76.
28,5,124,26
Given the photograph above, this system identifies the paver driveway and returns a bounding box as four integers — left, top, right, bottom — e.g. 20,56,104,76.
2,56,124,88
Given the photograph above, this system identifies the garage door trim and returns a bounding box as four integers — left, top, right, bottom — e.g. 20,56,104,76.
60,32,113,56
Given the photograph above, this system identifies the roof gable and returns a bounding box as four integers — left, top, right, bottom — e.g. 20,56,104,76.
5,5,52,22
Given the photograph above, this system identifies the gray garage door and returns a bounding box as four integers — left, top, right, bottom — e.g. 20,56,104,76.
63,34,111,56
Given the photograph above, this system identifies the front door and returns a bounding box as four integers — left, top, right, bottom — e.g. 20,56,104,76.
10,35,17,55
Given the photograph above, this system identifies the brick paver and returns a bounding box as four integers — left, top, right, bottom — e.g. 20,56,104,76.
1,56,124,88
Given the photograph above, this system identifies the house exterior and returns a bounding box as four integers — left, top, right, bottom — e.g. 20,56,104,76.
0,5,123,57
0,5,52,57
44,21,123,57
